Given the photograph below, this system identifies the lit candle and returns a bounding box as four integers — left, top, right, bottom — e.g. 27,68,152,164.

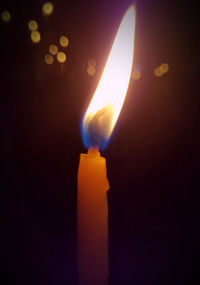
77,5,136,285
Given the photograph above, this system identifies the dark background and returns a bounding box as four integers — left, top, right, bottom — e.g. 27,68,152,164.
1,0,199,284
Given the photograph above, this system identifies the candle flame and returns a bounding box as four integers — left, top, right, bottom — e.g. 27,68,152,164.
82,5,136,150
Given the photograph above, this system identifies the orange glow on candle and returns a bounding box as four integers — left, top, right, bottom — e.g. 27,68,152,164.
78,148,109,284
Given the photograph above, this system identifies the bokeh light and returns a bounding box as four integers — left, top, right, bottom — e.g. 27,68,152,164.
160,63,169,73
59,36,69,47
87,65,96,76
44,54,54,64
28,20,38,31
49,44,58,55
1,10,11,22
88,58,96,67
154,67,162,77
57,52,66,63
132,70,141,80
31,31,41,43
42,2,54,16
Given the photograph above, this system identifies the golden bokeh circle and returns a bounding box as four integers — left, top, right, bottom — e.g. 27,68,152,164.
28,20,38,31
87,65,96,76
49,44,58,55
88,58,96,67
31,31,41,43
160,63,169,73
57,52,66,63
42,2,54,15
44,54,54,64
154,67,162,77
1,10,11,22
132,70,141,80
60,36,69,47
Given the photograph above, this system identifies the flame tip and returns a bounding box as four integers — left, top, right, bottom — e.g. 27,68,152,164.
126,3,136,18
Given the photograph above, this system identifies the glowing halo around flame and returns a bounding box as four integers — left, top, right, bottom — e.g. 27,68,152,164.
82,5,136,150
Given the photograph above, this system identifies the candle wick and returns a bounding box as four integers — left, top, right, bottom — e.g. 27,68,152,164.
88,148,100,157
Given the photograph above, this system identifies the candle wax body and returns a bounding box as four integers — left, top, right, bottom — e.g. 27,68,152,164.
77,150,109,285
